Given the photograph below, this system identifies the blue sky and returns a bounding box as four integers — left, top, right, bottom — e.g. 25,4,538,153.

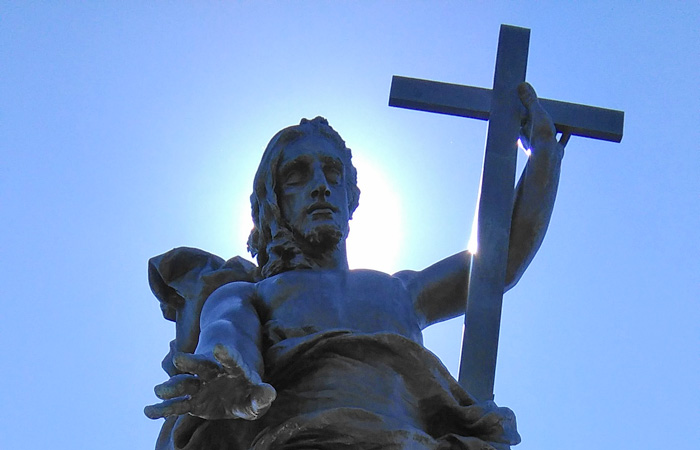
1,2,698,449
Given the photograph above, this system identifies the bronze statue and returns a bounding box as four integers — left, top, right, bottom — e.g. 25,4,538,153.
145,83,565,450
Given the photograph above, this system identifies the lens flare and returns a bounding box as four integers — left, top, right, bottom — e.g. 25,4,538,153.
517,137,532,157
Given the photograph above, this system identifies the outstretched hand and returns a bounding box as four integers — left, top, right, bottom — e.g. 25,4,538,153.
518,82,570,148
144,344,276,421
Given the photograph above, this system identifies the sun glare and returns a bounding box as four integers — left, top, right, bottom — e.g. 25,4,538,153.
467,209,479,255
517,137,532,157
346,154,403,273
466,167,483,255
466,138,531,256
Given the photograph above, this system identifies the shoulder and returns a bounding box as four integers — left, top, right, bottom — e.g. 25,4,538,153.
209,280,257,299
349,268,412,290
350,268,395,279
392,269,419,286
392,252,472,328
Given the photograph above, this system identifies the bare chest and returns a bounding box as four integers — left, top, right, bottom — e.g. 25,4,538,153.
255,270,422,343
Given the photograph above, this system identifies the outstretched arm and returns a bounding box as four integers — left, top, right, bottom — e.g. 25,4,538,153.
404,83,565,327
145,282,276,421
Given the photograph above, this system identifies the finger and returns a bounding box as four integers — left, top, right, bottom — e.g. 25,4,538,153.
231,383,277,420
173,352,221,381
517,82,539,141
519,82,557,140
232,385,275,421
144,397,194,419
517,82,538,111
213,344,251,380
231,404,261,421
250,383,277,410
154,374,202,400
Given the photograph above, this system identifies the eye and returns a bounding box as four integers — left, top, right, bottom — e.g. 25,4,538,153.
324,165,342,185
281,160,310,186
283,168,306,186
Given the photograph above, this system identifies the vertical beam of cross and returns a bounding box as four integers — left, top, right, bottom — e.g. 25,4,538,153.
389,24,624,404
457,25,529,402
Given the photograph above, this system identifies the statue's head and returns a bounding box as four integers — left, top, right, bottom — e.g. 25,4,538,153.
248,117,360,278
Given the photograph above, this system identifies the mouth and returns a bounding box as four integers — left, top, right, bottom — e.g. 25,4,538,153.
307,202,339,215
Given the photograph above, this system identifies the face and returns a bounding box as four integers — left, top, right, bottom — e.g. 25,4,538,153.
277,135,350,249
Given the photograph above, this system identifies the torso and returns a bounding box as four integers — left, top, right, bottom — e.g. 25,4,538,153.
253,269,423,346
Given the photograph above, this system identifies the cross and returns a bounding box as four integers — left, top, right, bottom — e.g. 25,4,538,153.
389,24,624,403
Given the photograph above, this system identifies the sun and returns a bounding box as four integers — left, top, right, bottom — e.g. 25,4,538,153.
345,153,404,274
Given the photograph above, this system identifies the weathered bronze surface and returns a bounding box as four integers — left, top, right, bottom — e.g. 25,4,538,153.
145,102,558,449
144,24,622,450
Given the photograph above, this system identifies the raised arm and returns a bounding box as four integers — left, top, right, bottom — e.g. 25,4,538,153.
404,83,565,328
505,82,565,290
145,282,276,421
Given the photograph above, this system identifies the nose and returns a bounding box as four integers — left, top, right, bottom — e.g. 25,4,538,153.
310,165,332,199
311,183,331,199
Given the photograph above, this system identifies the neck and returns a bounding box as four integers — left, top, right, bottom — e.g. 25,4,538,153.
296,236,349,270
317,240,350,270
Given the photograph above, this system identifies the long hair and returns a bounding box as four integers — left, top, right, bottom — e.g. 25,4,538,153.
247,117,360,278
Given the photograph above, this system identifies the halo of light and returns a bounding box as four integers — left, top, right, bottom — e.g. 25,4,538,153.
346,153,404,273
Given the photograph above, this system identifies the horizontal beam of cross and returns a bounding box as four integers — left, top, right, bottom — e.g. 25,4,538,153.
390,75,624,143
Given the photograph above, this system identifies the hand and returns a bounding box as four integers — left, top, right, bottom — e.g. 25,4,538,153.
518,82,570,149
144,344,276,421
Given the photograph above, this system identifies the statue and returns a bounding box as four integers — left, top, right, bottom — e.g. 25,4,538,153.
144,82,566,450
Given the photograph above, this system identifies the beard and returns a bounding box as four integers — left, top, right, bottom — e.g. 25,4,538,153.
261,221,348,278
301,223,344,253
